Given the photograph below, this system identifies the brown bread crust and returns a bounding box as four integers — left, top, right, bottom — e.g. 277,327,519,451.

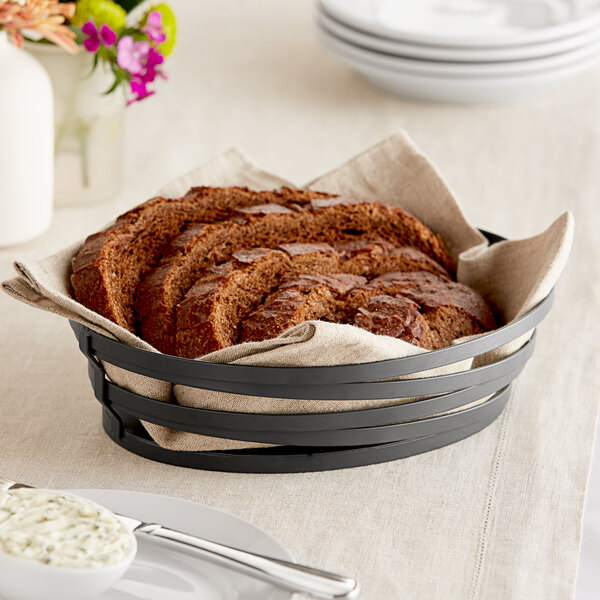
136,198,454,353
335,240,450,279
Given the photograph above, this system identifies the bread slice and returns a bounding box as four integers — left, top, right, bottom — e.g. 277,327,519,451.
70,187,332,332
241,274,367,344
136,198,454,354
349,272,497,348
334,240,450,279
353,296,435,349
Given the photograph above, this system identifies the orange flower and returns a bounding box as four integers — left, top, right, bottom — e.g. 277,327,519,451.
0,0,78,54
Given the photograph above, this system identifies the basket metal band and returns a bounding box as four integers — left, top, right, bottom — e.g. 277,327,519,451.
100,397,507,473
93,358,524,433
84,333,533,436
116,385,511,447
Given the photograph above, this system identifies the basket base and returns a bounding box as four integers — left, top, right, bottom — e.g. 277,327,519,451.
100,385,510,473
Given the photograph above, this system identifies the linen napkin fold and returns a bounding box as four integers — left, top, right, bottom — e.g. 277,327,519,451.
1,131,573,452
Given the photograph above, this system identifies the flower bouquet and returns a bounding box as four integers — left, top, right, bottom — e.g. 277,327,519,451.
70,0,176,104
2,0,176,104
19,0,177,205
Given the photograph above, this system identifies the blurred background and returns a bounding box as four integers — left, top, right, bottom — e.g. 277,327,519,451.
3,0,599,243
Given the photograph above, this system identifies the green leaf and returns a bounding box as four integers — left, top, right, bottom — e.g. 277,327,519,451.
100,63,129,95
103,81,120,95
71,25,85,46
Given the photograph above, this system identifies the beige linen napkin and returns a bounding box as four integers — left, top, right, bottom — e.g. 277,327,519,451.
1,131,573,452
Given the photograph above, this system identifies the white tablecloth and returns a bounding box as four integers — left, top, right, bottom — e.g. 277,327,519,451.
1,2,599,598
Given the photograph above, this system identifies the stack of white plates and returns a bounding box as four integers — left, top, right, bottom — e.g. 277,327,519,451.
317,0,600,102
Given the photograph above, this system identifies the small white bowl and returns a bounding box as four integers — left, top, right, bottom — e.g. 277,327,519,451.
0,491,137,600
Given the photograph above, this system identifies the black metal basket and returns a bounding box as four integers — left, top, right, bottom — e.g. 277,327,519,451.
70,231,553,473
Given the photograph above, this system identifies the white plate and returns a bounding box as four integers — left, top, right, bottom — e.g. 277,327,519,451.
320,0,600,48
319,25,600,77
318,7,600,62
64,489,294,600
321,34,600,102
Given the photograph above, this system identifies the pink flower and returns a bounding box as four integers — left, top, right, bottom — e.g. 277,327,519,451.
144,10,166,44
124,46,167,104
81,20,117,53
141,47,164,83
127,78,155,105
117,36,150,75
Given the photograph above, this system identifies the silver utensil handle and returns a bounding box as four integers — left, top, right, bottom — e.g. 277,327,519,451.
137,523,360,600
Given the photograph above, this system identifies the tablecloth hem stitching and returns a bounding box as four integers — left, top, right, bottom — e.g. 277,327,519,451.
468,389,514,600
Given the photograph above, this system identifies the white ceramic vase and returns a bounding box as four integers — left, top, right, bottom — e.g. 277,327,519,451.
27,43,125,206
0,31,54,247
